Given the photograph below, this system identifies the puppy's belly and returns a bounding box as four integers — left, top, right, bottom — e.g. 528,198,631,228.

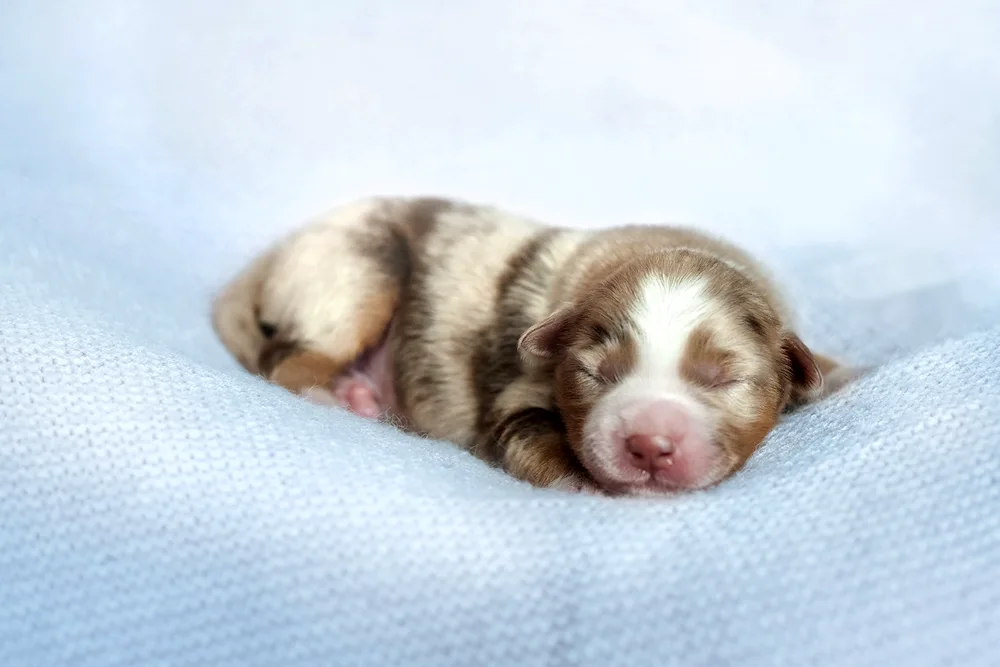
305,325,399,420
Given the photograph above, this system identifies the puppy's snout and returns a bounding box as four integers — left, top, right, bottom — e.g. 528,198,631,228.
626,433,675,471
624,401,688,471
618,399,716,488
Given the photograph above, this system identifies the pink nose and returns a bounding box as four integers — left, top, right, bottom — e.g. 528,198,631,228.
623,400,692,473
626,434,675,471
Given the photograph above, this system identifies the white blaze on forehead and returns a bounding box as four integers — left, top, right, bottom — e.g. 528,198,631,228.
580,275,721,488
627,276,712,379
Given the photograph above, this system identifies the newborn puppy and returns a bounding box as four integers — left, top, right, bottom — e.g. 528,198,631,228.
213,197,851,494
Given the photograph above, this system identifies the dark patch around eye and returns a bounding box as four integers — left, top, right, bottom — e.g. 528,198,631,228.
741,313,766,339
597,344,636,384
689,361,734,389
682,328,738,390
258,321,278,339
588,322,613,344
595,358,618,384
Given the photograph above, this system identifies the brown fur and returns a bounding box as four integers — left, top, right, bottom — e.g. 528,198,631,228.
212,196,852,493
514,245,805,487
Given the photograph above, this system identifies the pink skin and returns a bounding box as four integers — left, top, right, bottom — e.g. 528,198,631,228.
331,374,384,419
302,335,398,420
300,325,718,494
311,358,720,494
590,399,721,493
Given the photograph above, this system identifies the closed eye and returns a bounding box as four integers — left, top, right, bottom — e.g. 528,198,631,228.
589,323,612,344
690,361,742,389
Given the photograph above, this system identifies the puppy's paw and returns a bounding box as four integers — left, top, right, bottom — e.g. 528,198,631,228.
549,473,604,495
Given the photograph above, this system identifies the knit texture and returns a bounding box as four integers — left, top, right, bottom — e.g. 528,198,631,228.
3,2,1000,666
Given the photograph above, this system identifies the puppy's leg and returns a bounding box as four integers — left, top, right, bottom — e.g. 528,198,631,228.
212,199,407,415
485,407,599,493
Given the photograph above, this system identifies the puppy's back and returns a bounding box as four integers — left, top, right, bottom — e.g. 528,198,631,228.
391,202,585,444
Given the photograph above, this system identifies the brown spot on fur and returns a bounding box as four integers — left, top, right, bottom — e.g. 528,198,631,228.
681,326,736,388
403,197,455,239
596,338,637,384
353,226,412,285
357,198,457,288
472,230,559,433
259,340,298,377
542,285,645,457
741,313,766,339
714,408,780,477
492,407,589,487
259,336,366,396
488,407,562,462
390,198,452,417
588,321,613,346
269,349,345,394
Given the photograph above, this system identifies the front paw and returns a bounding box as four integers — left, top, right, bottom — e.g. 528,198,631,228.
549,473,604,495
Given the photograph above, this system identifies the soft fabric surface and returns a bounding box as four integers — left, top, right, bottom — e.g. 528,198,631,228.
2,2,1000,666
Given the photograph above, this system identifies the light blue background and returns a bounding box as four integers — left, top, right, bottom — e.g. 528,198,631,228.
2,2,999,665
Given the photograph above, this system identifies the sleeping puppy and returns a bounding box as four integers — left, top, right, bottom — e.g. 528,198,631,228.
212,197,854,495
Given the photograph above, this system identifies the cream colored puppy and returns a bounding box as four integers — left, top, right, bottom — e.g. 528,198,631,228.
213,197,852,494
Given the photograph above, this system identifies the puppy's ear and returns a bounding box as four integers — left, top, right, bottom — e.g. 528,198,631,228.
518,306,580,361
781,332,863,409
781,331,825,408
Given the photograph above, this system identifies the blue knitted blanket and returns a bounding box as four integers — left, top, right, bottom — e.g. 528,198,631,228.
2,3,999,665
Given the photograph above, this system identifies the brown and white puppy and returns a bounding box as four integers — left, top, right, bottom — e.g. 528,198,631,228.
212,197,853,495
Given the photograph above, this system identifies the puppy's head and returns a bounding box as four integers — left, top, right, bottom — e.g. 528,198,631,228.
519,249,832,495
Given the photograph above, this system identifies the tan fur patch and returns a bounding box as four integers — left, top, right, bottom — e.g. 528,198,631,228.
680,326,737,389
597,341,638,384
269,349,345,394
